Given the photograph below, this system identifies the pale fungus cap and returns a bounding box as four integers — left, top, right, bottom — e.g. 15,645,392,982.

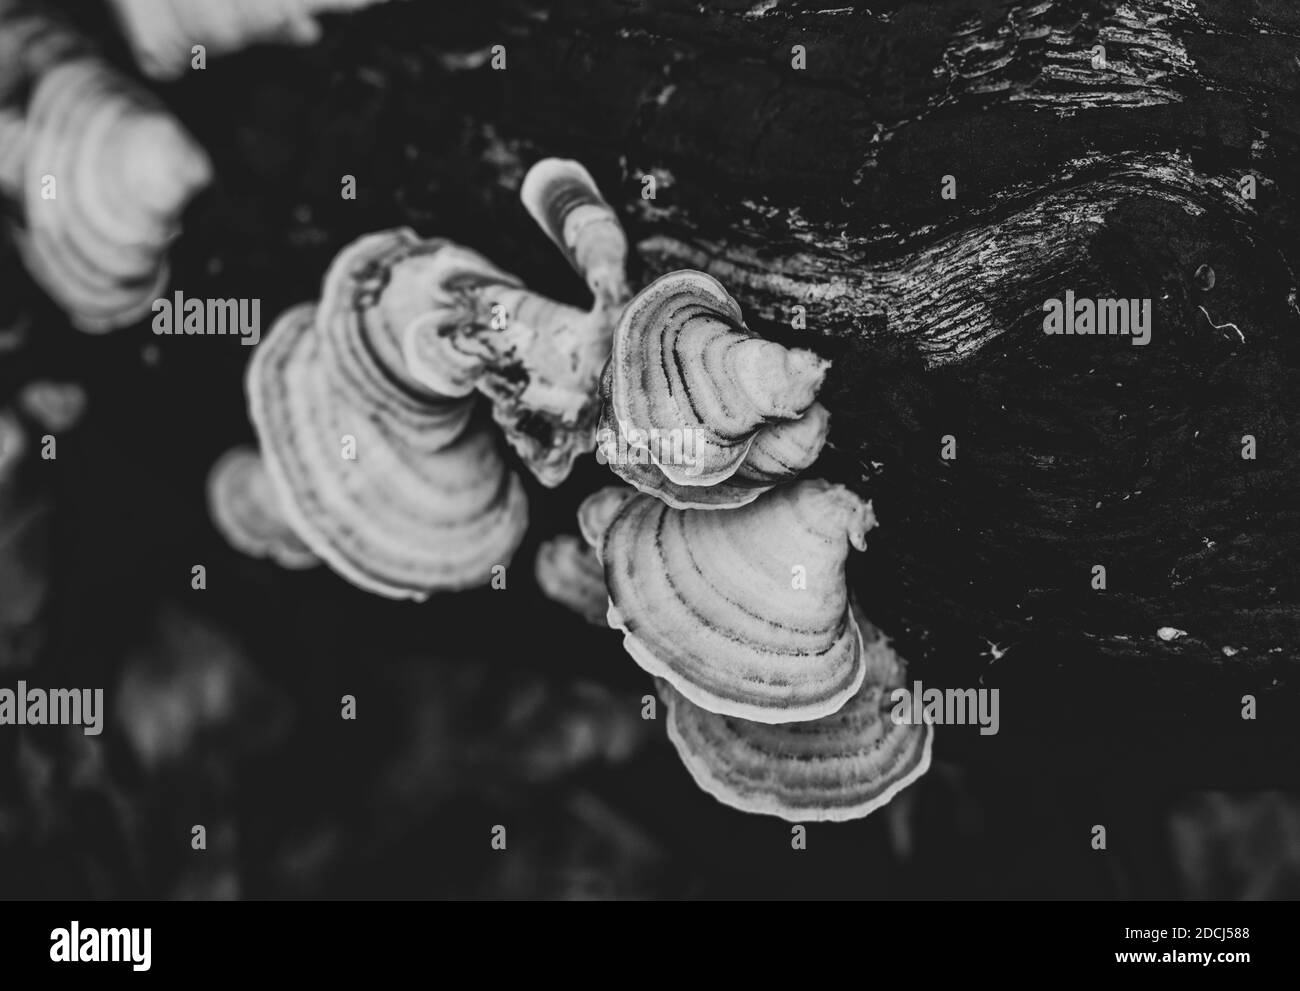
245,158,630,592
658,609,933,823
109,0,393,80
576,484,637,550
535,534,609,626
398,238,613,487
9,57,211,332
247,300,528,599
598,362,830,510
582,478,876,724
608,270,829,488
205,446,319,570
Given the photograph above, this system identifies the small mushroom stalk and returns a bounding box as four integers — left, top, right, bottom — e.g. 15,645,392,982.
1,56,212,332
421,158,628,486
109,0,395,80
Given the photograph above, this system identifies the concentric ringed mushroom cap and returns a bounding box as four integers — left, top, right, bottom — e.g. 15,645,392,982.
598,355,830,509
534,534,608,627
11,57,211,332
608,270,830,487
247,301,528,599
658,610,933,822
206,446,319,570
583,479,876,723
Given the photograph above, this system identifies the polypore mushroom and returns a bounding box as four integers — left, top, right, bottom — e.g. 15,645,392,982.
109,0,394,80
245,158,627,593
2,57,212,332
606,269,830,487
205,446,319,570
582,478,876,723
534,534,607,626
597,364,830,509
400,158,629,486
577,484,637,549
520,157,629,311
248,279,528,599
659,606,932,822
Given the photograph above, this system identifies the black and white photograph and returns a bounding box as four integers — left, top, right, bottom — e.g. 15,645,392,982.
0,0,1295,971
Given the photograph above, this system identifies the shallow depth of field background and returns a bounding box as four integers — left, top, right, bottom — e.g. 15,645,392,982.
1,0,1298,899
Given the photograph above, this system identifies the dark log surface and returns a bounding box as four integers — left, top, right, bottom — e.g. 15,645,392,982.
4,0,1300,898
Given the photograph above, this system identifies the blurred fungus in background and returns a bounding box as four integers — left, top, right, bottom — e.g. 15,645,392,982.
0,409,51,671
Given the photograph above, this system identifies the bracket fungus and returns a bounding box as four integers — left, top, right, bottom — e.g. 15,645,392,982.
0,56,211,332
657,607,933,823
576,484,637,549
109,0,394,80
245,158,628,597
400,158,629,486
206,446,319,570
606,270,830,488
534,534,608,627
248,298,527,599
582,479,876,724
598,357,829,509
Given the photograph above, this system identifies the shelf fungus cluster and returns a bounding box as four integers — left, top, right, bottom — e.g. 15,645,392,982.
579,269,932,821
109,0,393,80
245,158,629,598
0,31,211,331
